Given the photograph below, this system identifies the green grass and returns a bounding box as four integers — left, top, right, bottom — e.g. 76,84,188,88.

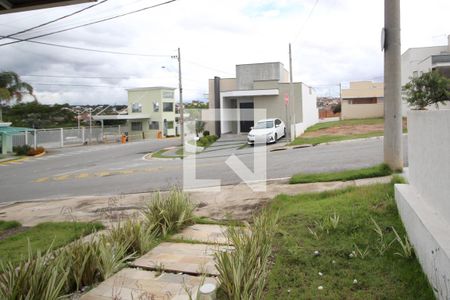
0,222,104,265
291,131,384,146
305,118,384,133
0,220,21,233
265,180,434,299
290,164,393,184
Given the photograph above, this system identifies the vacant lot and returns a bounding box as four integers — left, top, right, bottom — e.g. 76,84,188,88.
265,180,433,299
291,118,407,146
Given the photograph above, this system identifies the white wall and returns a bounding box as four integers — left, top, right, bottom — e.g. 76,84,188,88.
395,110,450,299
296,83,318,136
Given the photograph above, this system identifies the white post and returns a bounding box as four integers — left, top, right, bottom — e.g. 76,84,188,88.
82,127,85,144
118,125,121,143
101,120,104,142
25,130,28,145
33,129,37,148
60,128,64,148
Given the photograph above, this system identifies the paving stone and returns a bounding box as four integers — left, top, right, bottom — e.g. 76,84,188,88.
81,268,217,300
171,224,229,244
131,242,232,276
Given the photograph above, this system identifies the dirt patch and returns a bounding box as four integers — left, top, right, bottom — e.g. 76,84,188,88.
0,226,30,241
303,124,384,137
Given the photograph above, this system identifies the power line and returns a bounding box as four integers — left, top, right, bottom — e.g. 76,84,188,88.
292,0,319,43
184,60,234,76
0,0,177,47
0,0,109,41
22,74,130,79
5,38,173,57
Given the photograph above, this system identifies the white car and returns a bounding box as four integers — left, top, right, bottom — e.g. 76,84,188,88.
247,118,286,145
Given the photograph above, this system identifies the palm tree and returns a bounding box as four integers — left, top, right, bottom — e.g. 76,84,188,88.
0,71,35,121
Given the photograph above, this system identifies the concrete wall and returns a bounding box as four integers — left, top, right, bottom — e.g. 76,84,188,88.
395,110,450,299
236,62,284,90
342,81,384,98
298,83,319,135
341,100,384,120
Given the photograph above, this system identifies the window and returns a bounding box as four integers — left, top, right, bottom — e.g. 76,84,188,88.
131,122,142,131
149,121,159,130
163,102,174,112
163,91,174,99
167,121,174,129
131,103,142,113
275,119,281,126
348,98,377,105
153,101,159,112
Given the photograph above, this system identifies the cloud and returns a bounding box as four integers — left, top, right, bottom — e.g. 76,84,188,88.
0,0,448,104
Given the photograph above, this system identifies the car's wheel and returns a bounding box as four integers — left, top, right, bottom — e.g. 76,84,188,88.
274,133,278,143
284,128,286,138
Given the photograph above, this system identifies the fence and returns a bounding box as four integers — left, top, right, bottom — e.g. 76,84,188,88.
12,125,129,149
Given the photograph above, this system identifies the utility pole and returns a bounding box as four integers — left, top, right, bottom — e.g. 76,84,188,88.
177,47,184,146
383,0,403,170
289,43,295,141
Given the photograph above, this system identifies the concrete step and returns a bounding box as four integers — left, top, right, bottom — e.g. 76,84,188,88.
171,224,229,245
131,242,233,276
81,268,217,300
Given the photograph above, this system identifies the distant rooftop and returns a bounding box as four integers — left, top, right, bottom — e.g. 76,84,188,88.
126,86,176,92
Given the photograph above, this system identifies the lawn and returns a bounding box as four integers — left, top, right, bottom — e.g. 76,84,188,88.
0,221,104,265
265,180,434,299
290,164,393,184
0,220,21,233
290,118,407,146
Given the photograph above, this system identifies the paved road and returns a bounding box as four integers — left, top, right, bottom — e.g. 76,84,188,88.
0,137,408,203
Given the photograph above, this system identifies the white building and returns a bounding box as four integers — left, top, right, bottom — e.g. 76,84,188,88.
401,35,450,115
207,62,318,137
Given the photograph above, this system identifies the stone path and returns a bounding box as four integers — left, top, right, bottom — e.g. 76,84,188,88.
81,224,229,299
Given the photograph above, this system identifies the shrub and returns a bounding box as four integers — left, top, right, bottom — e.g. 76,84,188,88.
107,219,157,256
215,210,278,300
203,130,210,136
403,71,450,110
26,146,45,156
13,144,31,156
0,244,67,300
143,188,195,237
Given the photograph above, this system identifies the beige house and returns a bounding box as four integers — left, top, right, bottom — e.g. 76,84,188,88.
341,81,384,120
94,87,177,140
208,62,318,137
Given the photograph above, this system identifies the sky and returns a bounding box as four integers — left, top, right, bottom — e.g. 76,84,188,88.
0,0,449,105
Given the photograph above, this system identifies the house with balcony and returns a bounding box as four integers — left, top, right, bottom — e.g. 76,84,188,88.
207,62,318,137
401,35,450,115
341,81,384,120
94,87,177,140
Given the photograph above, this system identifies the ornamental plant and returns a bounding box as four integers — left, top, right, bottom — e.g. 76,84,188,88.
403,71,450,110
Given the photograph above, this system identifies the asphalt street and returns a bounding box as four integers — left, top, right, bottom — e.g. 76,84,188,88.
0,136,408,203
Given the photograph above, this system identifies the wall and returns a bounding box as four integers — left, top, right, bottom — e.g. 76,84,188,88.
395,110,450,299
236,62,283,90
299,83,319,135
341,100,384,119
342,81,384,98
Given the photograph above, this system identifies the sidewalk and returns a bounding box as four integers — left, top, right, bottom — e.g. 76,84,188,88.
0,176,393,226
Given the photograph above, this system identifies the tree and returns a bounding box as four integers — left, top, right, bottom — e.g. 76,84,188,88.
403,71,450,110
0,71,35,121
332,103,341,114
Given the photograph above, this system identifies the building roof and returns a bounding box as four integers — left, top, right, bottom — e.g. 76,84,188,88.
126,86,176,92
0,0,95,14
